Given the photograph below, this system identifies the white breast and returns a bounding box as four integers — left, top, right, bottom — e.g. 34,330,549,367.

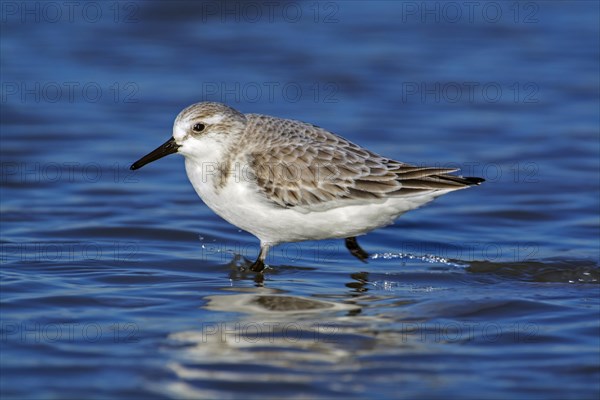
184,158,450,246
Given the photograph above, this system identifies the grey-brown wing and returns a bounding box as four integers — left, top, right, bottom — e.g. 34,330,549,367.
245,115,479,209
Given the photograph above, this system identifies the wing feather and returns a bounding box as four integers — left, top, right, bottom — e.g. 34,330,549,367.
244,114,481,209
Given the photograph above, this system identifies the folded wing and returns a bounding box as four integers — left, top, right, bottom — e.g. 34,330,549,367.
245,115,483,210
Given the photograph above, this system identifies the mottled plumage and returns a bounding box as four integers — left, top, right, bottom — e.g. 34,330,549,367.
242,114,480,210
131,102,484,272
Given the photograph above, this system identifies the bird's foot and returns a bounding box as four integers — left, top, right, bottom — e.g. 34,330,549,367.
248,258,266,272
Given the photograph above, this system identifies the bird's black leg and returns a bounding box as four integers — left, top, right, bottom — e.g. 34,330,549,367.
249,244,269,272
345,237,369,262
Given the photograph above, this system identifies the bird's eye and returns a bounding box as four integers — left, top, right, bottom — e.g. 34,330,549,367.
192,123,205,133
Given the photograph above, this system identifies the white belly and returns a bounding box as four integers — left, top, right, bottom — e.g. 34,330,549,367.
185,159,449,245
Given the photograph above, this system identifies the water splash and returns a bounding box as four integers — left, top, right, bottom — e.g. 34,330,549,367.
370,252,467,267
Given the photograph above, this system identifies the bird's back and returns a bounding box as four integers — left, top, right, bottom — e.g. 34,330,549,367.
238,113,483,210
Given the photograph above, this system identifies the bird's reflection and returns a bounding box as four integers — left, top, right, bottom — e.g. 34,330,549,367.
346,271,370,294
223,254,375,294
225,254,321,287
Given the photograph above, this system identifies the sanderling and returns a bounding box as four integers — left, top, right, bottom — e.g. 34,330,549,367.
131,102,484,272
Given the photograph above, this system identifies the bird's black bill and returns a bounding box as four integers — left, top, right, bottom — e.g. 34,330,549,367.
130,137,180,170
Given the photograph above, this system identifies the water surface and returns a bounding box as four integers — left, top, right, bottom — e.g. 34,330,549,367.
1,1,599,399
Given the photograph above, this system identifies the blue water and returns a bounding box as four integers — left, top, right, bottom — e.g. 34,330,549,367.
1,1,599,399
